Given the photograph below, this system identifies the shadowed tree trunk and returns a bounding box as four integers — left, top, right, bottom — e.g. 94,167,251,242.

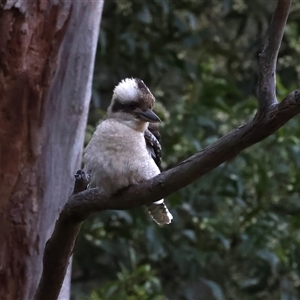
0,1,103,300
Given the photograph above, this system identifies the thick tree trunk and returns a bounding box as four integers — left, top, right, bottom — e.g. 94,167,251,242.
0,1,103,300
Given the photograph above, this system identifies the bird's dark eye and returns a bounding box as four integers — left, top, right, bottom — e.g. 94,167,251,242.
111,102,125,112
128,103,137,110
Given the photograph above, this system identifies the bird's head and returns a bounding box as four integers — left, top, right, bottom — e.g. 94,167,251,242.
107,78,161,132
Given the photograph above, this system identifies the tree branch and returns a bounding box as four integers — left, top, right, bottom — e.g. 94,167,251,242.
34,171,89,300
257,0,292,112
34,1,297,299
59,89,300,219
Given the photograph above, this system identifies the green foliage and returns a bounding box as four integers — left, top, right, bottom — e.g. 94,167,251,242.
90,264,164,300
72,0,300,299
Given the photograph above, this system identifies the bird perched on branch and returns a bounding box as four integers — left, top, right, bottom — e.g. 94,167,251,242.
83,78,173,225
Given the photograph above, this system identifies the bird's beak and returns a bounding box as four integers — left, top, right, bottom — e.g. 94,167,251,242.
136,109,161,123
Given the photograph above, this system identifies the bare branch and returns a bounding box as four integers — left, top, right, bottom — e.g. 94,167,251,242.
33,172,88,300
34,216,82,300
34,87,300,300
67,89,300,217
257,0,292,112
34,1,299,299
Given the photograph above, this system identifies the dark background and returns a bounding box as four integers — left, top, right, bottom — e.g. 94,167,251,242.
72,1,300,299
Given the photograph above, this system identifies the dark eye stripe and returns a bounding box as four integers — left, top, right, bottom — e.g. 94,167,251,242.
111,101,137,112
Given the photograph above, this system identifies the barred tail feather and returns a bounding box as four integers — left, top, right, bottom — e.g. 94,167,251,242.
146,202,173,225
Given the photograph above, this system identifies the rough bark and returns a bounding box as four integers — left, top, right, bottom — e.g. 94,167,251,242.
34,0,296,299
0,1,103,300
257,0,292,111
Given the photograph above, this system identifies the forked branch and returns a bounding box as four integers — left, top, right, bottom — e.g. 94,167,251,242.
34,1,296,299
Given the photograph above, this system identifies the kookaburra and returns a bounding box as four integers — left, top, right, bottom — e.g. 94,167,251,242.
83,78,173,225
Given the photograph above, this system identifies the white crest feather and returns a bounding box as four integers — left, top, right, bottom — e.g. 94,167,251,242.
113,78,139,103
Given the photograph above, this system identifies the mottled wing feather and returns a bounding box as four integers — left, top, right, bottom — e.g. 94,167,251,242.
148,123,161,142
144,126,162,170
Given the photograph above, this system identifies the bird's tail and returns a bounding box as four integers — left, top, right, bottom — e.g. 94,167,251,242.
146,201,173,225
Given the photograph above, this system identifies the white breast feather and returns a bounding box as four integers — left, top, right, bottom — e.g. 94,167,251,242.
83,119,160,195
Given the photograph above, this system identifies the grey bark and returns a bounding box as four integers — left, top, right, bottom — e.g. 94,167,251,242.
41,2,104,300
0,1,103,300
